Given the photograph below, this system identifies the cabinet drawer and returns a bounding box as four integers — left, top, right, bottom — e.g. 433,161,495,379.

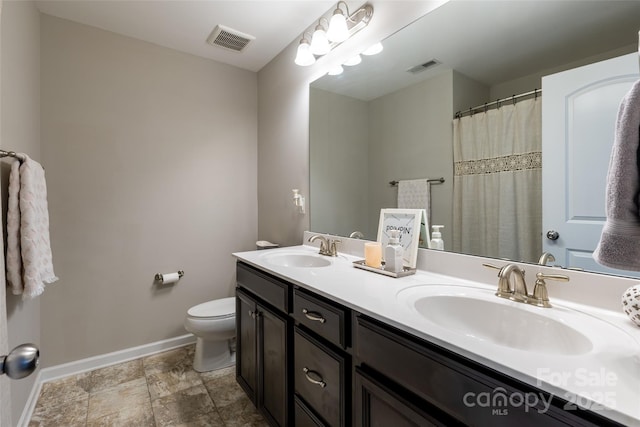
294,327,347,427
236,262,289,312
293,288,347,348
295,395,326,427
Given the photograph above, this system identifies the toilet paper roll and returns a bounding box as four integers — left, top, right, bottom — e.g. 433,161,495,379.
158,272,180,284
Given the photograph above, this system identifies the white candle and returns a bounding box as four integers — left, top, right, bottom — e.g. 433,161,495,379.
364,242,382,268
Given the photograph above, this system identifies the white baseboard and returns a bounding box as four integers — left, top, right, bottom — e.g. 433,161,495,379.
17,334,196,427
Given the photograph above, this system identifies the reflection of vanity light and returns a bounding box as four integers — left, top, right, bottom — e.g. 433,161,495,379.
343,54,362,66
362,42,383,56
328,65,344,75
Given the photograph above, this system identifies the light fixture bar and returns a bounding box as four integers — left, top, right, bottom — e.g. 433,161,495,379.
295,2,373,66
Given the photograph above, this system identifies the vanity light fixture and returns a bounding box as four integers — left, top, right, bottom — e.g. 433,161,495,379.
328,65,344,76
310,19,331,56
362,42,383,56
343,54,362,66
294,2,373,66
294,34,316,66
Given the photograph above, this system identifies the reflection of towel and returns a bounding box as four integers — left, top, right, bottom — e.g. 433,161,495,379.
398,179,431,224
593,80,640,271
6,154,58,298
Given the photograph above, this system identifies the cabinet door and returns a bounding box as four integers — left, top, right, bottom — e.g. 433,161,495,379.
259,302,291,427
236,289,258,404
355,368,455,427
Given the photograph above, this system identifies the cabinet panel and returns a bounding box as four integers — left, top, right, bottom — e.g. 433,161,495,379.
259,303,291,427
295,395,326,427
294,327,347,427
355,315,621,427
293,289,348,348
355,368,459,427
237,262,289,312
236,288,257,403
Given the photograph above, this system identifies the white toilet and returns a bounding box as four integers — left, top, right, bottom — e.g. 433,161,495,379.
184,297,236,372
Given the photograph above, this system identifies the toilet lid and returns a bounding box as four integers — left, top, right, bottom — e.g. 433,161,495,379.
188,297,235,318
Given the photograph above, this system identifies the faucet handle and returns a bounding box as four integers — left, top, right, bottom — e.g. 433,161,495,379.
329,239,341,257
536,272,570,282
528,272,570,308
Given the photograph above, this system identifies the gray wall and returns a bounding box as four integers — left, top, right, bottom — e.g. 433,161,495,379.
39,14,257,366
1,1,41,421
309,88,369,238
257,1,447,247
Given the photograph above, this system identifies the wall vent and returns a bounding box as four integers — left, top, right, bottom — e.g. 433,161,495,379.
206,25,255,52
407,59,441,74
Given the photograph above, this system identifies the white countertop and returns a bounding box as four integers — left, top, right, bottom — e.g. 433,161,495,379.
233,244,640,426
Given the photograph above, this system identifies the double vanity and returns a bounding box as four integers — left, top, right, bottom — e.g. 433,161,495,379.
233,235,640,427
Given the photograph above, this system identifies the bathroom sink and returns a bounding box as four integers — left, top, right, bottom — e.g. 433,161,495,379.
397,285,595,355
262,252,332,268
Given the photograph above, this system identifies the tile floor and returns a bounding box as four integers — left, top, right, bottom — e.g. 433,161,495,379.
28,344,268,426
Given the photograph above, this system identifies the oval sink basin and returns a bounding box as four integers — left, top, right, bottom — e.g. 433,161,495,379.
397,285,594,355
263,253,332,268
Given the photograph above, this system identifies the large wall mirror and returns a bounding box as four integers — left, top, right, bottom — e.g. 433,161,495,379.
309,0,640,277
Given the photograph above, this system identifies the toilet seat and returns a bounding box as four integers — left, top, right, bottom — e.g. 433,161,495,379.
188,297,235,319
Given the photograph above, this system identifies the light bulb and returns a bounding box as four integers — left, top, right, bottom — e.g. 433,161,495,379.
310,24,330,56
328,65,344,76
343,54,361,66
362,42,383,56
327,9,349,43
294,39,315,66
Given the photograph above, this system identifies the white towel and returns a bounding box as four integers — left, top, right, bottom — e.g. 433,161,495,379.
397,179,431,224
6,154,58,298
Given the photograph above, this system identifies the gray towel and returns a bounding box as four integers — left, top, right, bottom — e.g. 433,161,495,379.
593,79,640,271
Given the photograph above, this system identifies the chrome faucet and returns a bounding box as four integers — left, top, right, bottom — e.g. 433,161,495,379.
538,252,556,266
308,235,341,257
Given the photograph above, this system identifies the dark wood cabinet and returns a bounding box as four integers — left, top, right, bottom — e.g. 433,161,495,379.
354,314,624,427
236,264,291,427
236,260,626,427
355,367,458,427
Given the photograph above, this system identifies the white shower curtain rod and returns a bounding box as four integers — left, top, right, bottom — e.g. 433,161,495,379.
454,88,541,119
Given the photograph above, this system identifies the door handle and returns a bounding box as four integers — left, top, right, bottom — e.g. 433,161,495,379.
546,230,560,240
1,343,39,379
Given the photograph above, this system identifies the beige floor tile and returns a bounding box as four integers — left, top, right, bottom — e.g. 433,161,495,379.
28,395,89,427
151,384,217,426
203,370,245,409
87,377,152,424
217,393,269,427
147,368,204,400
199,365,235,382
143,346,193,376
90,359,145,393
36,371,92,407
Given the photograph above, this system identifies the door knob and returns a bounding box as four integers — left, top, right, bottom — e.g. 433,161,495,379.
1,343,39,379
546,230,560,241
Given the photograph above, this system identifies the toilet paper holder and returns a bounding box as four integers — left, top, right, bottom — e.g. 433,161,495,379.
154,270,185,282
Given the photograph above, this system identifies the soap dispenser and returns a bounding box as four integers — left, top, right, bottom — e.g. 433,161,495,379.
385,230,404,273
430,225,444,250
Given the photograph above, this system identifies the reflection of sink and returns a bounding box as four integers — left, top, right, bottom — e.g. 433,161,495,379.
263,252,332,268
397,285,594,355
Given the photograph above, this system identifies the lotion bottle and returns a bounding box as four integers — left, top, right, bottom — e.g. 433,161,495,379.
385,230,404,273
430,225,445,250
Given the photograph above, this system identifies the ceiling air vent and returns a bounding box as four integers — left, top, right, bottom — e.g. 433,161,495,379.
206,25,255,52
407,59,441,74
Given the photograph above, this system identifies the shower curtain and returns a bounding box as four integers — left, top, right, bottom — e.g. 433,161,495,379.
452,97,542,263
0,1,12,425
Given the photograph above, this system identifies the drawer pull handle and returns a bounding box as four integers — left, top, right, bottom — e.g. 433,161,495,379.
303,367,326,388
248,310,257,319
302,308,326,324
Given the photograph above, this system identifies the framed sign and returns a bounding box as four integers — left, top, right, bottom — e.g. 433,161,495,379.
376,209,424,268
